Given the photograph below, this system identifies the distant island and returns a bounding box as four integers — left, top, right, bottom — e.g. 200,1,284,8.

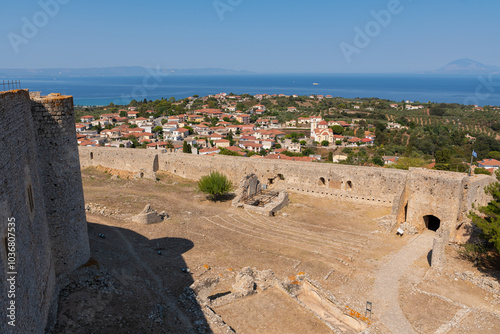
2,59,500,78
433,58,500,74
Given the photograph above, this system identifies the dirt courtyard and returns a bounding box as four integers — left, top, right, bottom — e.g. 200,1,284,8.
53,167,500,333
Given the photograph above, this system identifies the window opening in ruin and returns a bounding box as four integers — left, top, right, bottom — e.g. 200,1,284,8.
346,181,353,191
27,184,35,214
268,178,274,185
90,152,94,160
404,203,408,222
318,177,326,186
423,215,440,231
139,172,144,178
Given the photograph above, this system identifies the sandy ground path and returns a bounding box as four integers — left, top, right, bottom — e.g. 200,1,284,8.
372,231,435,334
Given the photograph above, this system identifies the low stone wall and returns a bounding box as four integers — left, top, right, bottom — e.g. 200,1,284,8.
78,147,496,241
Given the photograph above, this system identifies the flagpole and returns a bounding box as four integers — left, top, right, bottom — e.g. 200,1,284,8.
469,153,473,176
469,149,476,176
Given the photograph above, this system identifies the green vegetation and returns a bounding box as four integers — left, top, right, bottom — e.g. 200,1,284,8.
74,93,500,172
469,170,500,254
182,141,191,153
475,168,492,175
219,148,241,156
197,171,233,201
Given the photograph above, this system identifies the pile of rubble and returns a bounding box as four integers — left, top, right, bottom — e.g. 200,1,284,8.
85,203,120,217
132,204,169,224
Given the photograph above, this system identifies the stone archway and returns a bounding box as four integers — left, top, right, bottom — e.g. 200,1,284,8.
423,215,441,231
318,177,326,186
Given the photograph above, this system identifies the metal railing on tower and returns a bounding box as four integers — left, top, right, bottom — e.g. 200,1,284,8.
1,80,22,92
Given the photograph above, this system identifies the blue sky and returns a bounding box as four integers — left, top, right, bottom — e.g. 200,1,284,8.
1,0,499,73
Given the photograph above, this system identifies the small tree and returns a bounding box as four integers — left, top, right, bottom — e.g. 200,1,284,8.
475,167,492,175
198,171,233,201
182,141,191,153
469,170,500,253
372,156,384,166
331,125,343,135
321,140,330,146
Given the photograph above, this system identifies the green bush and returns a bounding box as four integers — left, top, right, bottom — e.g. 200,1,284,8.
458,242,488,264
197,171,233,201
475,167,492,175
470,170,500,254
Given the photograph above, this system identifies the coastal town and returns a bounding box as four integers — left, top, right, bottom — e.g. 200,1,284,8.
74,92,500,173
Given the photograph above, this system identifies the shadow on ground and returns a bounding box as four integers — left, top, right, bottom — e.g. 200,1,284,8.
52,221,212,333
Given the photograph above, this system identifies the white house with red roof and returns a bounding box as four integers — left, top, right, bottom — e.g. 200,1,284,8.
75,123,88,132
171,128,189,141
127,111,139,118
361,138,374,145
240,142,263,152
240,124,256,131
405,104,424,110
478,159,500,171
80,115,94,123
199,147,220,155
214,139,230,148
209,133,224,141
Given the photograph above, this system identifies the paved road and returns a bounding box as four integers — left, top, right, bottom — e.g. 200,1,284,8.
372,231,435,334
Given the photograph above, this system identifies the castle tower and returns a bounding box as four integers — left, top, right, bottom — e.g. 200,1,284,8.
0,89,57,333
30,93,90,275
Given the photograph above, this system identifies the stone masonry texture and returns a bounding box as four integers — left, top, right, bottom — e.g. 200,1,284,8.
79,146,496,240
0,90,89,334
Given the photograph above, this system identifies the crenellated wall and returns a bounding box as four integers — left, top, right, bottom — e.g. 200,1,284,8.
79,147,496,239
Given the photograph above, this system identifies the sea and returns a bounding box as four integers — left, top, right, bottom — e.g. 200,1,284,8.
18,74,500,107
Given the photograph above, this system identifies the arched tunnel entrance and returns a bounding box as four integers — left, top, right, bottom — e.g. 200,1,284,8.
423,215,441,231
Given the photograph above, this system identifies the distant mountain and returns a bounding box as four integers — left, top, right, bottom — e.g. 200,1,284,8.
434,59,500,74
0,67,253,78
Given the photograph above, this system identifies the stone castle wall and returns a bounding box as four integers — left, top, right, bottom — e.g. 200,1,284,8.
0,90,89,333
78,147,496,238
31,93,90,274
